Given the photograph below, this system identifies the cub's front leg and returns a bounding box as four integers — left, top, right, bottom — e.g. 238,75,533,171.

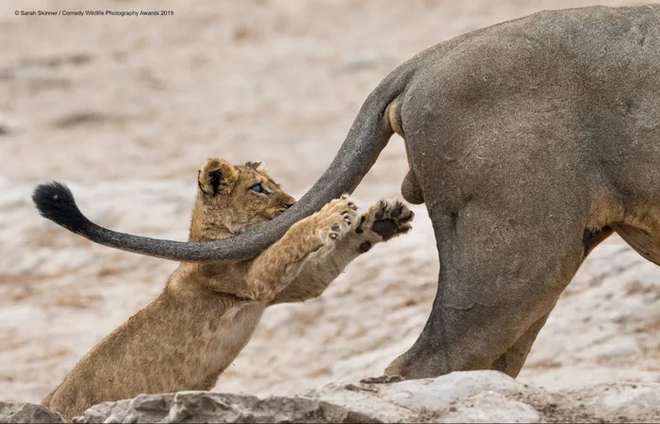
244,195,358,302
270,199,414,305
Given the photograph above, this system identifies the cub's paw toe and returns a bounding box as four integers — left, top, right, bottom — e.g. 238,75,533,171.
357,199,414,240
317,194,359,245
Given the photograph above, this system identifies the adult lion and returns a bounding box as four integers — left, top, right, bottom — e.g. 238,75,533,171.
33,5,660,380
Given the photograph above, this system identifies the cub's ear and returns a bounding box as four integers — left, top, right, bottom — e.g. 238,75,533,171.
198,159,239,196
244,161,264,170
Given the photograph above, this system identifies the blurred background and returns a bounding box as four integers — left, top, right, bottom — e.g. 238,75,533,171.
0,0,658,403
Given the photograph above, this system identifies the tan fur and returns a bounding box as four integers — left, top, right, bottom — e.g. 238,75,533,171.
43,159,414,419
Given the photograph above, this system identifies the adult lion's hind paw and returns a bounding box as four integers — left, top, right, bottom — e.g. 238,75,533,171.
357,199,414,240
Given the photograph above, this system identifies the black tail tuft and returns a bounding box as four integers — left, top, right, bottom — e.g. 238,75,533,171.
32,182,91,233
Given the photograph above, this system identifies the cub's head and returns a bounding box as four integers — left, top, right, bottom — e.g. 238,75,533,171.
190,158,296,241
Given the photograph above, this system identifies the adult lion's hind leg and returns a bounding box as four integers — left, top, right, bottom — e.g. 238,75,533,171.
383,197,588,380
489,225,613,377
489,310,552,377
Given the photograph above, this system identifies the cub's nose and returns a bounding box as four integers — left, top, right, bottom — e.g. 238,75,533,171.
285,202,294,209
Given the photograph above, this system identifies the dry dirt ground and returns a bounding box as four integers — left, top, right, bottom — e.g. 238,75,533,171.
0,0,658,404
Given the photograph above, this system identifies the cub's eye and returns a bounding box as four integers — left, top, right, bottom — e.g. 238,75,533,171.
251,183,266,194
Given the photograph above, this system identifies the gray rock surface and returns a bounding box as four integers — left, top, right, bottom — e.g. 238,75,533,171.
0,402,64,423
4,371,659,423
303,370,539,422
316,371,660,423
74,391,379,423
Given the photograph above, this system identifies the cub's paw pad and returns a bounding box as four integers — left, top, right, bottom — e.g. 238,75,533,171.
360,375,405,385
358,200,414,240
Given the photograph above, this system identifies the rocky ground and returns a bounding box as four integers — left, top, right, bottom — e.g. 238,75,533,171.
3,371,659,423
0,0,658,420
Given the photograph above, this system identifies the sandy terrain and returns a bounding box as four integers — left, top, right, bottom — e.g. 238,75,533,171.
0,0,658,404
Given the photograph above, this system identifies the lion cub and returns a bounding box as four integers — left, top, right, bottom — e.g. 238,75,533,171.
42,159,414,419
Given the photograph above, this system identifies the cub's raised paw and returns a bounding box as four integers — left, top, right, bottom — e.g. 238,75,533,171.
315,194,359,246
356,199,414,241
